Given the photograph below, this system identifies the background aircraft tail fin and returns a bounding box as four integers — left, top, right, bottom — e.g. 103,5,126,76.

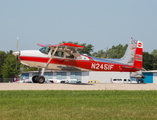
118,37,143,70
13,76,18,82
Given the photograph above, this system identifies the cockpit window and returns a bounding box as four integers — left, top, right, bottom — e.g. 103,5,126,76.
39,46,75,59
51,50,64,57
39,46,50,54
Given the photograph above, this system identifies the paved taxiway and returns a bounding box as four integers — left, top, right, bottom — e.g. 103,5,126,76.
0,83,157,90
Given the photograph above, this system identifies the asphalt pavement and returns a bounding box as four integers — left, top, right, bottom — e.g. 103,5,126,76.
0,83,157,90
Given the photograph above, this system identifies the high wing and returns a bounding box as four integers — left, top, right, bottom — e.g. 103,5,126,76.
37,43,84,57
37,43,84,50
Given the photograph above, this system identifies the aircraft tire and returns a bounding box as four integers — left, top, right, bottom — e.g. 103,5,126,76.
38,76,45,84
32,75,39,83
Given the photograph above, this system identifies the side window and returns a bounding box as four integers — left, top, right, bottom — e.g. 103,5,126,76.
124,79,126,81
51,51,64,57
66,53,74,59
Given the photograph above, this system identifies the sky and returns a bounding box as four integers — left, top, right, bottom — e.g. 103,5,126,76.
0,0,157,53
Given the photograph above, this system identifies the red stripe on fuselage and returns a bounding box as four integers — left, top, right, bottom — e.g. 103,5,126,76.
20,56,138,72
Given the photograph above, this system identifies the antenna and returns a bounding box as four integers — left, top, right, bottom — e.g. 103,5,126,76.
106,46,109,58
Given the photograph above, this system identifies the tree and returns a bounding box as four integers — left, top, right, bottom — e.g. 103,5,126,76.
92,50,106,58
80,43,94,56
0,51,7,78
1,54,21,78
60,41,94,56
151,49,157,57
91,44,128,59
143,52,157,70
6,50,13,55
107,44,128,59
21,64,38,72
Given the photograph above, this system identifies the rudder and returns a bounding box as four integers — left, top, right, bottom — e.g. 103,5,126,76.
133,40,143,69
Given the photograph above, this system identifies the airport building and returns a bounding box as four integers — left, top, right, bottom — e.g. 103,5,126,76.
21,70,130,83
21,70,157,84
142,70,157,83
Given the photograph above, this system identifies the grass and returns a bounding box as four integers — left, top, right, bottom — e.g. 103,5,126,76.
0,90,157,120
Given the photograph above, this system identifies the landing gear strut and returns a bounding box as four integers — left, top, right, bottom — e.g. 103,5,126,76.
32,46,58,84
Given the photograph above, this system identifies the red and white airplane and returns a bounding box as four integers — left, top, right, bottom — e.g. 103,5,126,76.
13,37,143,83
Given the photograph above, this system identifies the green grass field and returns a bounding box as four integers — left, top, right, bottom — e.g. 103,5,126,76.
0,90,157,120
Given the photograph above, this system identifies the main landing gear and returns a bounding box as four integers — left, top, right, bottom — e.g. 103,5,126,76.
32,75,45,84
32,46,59,84
32,75,39,83
37,76,45,83
32,68,46,84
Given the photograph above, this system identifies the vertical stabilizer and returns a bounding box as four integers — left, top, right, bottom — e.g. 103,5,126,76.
133,40,143,69
115,37,143,70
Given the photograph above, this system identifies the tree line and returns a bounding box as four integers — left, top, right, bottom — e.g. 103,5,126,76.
0,50,37,78
92,45,157,71
0,42,157,78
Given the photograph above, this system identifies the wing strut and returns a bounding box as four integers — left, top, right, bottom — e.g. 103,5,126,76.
41,46,59,76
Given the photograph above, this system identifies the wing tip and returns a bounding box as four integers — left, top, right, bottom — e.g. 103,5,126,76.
37,43,46,47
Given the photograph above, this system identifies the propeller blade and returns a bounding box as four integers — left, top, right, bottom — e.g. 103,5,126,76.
16,56,18,70
16,37,19,51
12,37,20,70
13,37,20,56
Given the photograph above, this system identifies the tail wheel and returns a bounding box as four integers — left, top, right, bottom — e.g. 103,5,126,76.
32,75,39,83
38,76,45,84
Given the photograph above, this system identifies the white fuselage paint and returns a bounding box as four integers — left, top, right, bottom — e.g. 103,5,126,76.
20,50,90,71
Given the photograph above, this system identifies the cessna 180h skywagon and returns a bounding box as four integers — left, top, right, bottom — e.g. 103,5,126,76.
13,37,143,84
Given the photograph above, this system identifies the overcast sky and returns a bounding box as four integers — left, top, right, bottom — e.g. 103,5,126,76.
0,0,157,53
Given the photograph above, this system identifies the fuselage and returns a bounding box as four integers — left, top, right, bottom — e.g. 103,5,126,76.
19,50,138,72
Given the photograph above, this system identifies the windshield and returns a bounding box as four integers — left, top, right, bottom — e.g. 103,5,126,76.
39,46,50,54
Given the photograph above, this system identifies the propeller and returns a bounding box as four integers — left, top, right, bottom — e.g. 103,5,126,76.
13,37,20,70
16,37,18,70
13,37,20,56
16,37,18,51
